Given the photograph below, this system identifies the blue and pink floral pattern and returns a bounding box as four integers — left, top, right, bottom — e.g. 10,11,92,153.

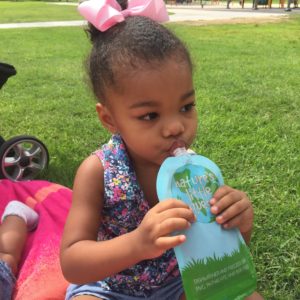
93,134,180,297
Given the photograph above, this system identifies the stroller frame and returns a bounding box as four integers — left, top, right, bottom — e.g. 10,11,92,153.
0,62,49,181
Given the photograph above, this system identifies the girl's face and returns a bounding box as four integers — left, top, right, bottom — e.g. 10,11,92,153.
97,59,198,168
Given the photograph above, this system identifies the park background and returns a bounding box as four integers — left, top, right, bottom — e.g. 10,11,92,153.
0,1,299,299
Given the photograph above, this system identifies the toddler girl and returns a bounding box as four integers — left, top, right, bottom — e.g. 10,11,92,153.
60,0,263,299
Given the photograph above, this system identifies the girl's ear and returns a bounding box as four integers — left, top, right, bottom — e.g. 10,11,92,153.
96,103,118,134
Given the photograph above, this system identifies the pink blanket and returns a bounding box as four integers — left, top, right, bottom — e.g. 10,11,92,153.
0,179,72,300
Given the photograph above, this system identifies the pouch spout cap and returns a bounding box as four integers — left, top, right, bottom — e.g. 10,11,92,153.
173,147,188,157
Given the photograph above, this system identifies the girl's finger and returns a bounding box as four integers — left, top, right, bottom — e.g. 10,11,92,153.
155,235,186,250
221,212,246,230
211,185,233,201
158,207,196,224
158,217,191,236
154,199,190,213
211,191,244,215
215,199,249,224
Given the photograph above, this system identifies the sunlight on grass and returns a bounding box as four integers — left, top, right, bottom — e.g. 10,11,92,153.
0,1,82,23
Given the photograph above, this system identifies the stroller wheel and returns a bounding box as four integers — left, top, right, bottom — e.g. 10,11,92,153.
0,135,49,181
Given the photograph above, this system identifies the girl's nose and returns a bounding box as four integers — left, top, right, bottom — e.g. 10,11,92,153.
162,119,185,138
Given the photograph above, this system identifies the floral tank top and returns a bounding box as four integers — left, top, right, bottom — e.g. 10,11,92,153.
93,134,180,297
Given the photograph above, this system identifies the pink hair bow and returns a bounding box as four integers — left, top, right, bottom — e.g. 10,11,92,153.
78,0,169,32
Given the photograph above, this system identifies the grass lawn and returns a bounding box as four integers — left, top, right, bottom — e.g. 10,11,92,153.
0,13,299,300
0,1,82,23
0,0,175,23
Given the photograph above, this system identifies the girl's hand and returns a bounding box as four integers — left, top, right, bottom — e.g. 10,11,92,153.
134,199,196,260
210,185,254,235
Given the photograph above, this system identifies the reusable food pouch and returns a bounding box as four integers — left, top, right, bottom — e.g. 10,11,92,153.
156,148,257,300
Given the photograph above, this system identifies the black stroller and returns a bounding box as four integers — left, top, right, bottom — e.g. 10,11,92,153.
0,62,49,181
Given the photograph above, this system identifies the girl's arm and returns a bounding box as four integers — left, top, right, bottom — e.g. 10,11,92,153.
60,155,141,284
60,155,195,284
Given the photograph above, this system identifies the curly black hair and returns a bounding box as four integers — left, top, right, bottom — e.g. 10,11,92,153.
85,0,192,103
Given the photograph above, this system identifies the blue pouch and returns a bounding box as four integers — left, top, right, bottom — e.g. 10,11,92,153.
156,148,257,300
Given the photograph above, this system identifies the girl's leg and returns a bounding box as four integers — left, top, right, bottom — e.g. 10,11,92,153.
0,215,27,275
0,201,39,275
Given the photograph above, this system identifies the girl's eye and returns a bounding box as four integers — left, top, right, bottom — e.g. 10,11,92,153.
138,112,158,121
181,102,196,112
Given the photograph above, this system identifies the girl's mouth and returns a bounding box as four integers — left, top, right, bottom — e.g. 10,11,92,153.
168,140,186,156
